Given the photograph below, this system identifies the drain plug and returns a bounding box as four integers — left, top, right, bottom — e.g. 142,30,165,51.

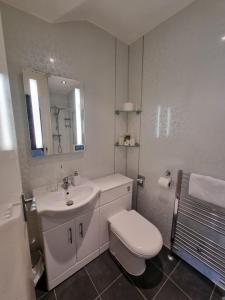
66,200,74,206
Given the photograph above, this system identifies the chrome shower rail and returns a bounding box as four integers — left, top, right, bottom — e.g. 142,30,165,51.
171,171,225,291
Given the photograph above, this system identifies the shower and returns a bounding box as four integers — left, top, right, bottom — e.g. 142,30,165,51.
51,105,64,153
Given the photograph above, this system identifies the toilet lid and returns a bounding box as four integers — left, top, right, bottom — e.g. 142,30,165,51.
109,210,163,258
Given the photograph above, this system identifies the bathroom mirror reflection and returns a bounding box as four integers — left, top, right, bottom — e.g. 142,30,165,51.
23,69,85,157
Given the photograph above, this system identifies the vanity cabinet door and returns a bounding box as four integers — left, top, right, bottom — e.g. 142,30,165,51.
75,209,100,261
43,219,76,281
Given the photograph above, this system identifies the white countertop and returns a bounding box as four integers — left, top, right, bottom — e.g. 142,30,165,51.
93,173,133,192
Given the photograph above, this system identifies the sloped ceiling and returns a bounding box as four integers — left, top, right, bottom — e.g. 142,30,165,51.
0,0,195,44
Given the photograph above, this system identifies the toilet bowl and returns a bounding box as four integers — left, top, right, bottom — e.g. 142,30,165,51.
109,210,163,276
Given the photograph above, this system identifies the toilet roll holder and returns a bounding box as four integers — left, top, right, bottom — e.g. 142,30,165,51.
137,171,172,188
137,175,145,187
166,170,174,188
165,170,171,177
158,170,173,189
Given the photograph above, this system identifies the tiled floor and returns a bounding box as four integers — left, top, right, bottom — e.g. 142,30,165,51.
36,247,225,300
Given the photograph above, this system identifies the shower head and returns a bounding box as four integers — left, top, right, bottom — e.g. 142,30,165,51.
51,105,64,116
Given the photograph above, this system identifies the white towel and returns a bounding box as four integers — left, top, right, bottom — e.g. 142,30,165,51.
189,173,225,209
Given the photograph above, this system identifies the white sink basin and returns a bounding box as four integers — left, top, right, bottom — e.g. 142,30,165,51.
35,181,100,216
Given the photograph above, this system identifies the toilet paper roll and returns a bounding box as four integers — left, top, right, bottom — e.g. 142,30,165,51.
158,176,172,189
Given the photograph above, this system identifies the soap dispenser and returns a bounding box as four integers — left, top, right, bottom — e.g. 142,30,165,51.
72,170,80,186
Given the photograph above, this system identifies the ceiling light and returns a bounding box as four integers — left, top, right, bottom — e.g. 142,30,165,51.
221,36,225,41
49,57,55,63
61,80,66,85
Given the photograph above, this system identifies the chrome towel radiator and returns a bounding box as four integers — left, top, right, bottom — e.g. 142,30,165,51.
171,171,225,290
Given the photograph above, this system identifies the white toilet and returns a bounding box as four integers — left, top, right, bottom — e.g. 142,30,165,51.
109,210,163,276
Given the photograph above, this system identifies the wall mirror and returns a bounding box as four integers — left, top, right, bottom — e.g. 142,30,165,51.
23,69,85,157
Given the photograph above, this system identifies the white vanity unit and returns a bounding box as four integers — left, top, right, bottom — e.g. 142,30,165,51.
35,174,133,290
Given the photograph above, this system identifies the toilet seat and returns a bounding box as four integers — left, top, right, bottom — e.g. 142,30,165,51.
109,210,163,259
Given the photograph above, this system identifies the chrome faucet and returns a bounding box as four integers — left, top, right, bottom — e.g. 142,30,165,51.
62,176,71,190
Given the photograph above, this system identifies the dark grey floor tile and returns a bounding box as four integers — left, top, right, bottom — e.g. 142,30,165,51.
86,251,121,293
151,246,179,275
211,286,225,300
155,280,190,300
40,291,56,300
35,288,47,299
101,275,143,300
129,261,167,299
171,261,214,300
36,273,48,299
55,268,98,300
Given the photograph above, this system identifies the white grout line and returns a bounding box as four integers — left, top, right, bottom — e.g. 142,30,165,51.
38,292,48,300
168,260,181,278
150,260,167,276
152,260,193,300
130,252,181,300
53,289,58,300
150,254,179,300
168,279,192,300
209,285,216,300
152,277,170,300
85,267,100,297
99,273,123,296
151,250,180,278
167,260,193,300
124,272,148,300
135,286,148,300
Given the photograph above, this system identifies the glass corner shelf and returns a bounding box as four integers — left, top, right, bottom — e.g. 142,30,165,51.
115,142,140,148
115,110,141,115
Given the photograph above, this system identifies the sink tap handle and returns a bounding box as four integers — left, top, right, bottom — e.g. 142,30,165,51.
63,176,69,184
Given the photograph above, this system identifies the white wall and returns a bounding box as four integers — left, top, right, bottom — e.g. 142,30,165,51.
114,40,128,175
129,0,225,247
0,12,35,300
127,38,143,208
2,0,225,250
0,10,22,208
0,3,128,193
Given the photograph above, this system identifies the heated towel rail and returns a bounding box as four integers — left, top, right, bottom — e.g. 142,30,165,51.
171,171,225,290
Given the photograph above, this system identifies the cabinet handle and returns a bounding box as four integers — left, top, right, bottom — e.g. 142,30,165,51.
79,223,84,238
127,186,130,192
68,228,72,244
